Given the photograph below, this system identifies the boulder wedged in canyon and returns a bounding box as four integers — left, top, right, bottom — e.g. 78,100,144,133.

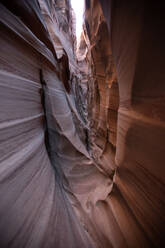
0,0,165,247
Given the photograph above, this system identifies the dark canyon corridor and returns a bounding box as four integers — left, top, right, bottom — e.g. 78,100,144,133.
0,0,165,247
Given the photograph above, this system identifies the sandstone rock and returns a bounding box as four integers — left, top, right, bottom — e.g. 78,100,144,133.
0,0,164,247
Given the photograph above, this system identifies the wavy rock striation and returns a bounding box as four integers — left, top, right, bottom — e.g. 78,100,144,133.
0,0,165,247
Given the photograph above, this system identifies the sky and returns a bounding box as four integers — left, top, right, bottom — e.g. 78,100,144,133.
71,0,84,40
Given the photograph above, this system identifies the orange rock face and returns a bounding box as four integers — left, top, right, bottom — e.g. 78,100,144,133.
85,0,165,247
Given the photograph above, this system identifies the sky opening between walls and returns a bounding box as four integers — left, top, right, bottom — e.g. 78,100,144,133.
71,0,84,41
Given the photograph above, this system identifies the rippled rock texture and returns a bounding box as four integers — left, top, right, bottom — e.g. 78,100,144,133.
0,1,95,247
0,0,165,248
83,0,165,247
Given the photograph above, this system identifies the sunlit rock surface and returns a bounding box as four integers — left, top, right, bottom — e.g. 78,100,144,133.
0,0,165,247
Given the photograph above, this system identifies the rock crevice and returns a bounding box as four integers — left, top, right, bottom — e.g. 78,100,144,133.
0,0,165,247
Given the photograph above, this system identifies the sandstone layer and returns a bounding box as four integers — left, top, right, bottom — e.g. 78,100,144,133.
0,0,165,248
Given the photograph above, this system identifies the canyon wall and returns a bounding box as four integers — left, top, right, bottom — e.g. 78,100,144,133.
83,0,165,247
0,0,165,247
0,1,95,247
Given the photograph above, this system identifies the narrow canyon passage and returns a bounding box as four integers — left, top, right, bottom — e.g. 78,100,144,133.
0,0,165,248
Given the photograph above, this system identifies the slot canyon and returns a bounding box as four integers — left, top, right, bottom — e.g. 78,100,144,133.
0,0,165,247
